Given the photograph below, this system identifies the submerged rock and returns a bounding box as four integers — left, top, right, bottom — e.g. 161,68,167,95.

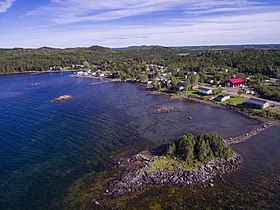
149,106,181,114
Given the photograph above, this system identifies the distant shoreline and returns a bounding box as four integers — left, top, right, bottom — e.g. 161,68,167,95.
0,70,76,76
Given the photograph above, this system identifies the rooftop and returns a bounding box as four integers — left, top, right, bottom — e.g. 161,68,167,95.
246,98,269,105
199,87,212,91
229,78,244,84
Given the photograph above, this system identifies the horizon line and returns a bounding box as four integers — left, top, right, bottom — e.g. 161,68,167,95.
1,43,280,50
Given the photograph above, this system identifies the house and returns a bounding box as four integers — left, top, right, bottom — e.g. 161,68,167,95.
179,86,185,91
245,98,270,109
225,78,244,88
73,64,85,69
218,68,228,74
242,88,254,95
191,84,199,90
275,79,280,86
205,79,214,84
215,95,230,102
49,66,62,71
198,87,213,95
172,85,185,91
76,71,88,76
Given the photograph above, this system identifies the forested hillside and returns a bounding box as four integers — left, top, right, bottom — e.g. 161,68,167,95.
0,46,280,78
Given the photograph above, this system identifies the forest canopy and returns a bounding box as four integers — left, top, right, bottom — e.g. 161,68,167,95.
166,133,234,163
0,46,280,78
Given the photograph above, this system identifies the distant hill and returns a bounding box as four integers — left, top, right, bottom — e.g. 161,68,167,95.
118,44,280,51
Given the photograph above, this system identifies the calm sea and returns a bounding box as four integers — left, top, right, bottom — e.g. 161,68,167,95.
0,72,277,209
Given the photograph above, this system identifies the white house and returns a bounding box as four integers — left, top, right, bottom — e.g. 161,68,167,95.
215,95,230,102
198,87,213,95
76,71,88,76
275,79,280,86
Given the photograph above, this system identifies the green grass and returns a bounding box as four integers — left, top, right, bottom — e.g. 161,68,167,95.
145,157,204,174
183,90,209,100
221,95,247,106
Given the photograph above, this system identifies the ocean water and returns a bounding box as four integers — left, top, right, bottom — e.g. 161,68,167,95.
0,72,264,209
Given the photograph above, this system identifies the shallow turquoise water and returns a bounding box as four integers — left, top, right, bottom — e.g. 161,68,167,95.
0,72,263,209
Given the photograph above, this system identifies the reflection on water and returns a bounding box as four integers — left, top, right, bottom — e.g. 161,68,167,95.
0,72,272,209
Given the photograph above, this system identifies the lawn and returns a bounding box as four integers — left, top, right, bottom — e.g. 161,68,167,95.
183,90,211,100
221,95,248,106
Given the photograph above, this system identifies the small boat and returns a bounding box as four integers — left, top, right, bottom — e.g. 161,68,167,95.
188,116,192,120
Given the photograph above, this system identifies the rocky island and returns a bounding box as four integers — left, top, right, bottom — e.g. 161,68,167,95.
51,95,73,102
94,133,241,203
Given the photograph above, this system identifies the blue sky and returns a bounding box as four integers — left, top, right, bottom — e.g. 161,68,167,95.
0,0,280,48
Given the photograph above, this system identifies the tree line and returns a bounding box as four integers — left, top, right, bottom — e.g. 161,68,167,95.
166,133,234,163
1,46,280,78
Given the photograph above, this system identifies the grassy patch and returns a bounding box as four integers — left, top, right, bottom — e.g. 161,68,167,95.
221,96,247,106
183,90,209,100
247,108,280,120
145,157,204,174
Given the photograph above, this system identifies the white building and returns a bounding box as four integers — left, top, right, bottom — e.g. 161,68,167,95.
215,95,230,102
198,87,213,95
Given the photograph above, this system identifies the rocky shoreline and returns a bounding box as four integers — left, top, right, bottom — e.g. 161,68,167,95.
94,151,242,203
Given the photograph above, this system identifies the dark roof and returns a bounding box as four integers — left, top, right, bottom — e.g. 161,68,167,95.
229,78,244,84
217,95,230,98
199,87,212,91
246,98,269,106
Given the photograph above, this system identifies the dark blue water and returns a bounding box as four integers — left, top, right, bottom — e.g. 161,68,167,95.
0,72,262,209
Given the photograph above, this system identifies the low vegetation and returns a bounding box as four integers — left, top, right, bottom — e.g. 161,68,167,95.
242,108,280,121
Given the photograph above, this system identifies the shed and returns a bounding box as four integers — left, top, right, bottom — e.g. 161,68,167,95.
198,87,213,95
215,95,230,102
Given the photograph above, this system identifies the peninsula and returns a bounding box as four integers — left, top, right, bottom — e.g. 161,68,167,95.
92,133,241,204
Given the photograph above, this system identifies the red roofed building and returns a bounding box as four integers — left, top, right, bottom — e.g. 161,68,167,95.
225,78,244,88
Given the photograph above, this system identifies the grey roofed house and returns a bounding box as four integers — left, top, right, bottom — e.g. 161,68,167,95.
215,95,230,102
198,87,213,95
245,98,270,109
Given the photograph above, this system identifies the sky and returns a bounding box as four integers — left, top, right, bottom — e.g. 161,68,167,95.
0,0,280,48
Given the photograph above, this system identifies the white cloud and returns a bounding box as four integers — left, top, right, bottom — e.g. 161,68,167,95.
0,0,15,14
2,11,280,48
1,0,279,48
28,0,268,25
